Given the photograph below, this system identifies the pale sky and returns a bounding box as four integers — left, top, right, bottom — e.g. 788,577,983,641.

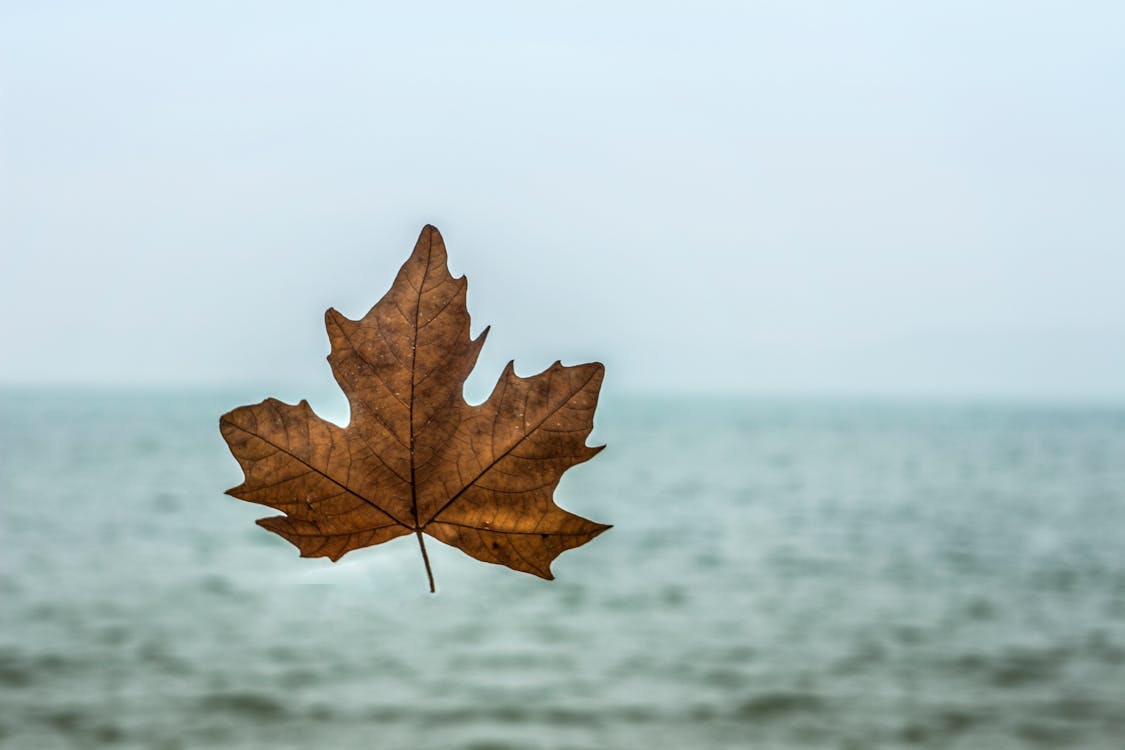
2,1,1123,398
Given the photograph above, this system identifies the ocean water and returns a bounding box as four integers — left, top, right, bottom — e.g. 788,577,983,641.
1,388,1124,749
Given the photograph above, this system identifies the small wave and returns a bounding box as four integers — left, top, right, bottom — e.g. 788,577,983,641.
197,691,289,719
0,659,33,689
34,707,125,745
736,692,824,719
1017,721,1079,746
463,742,521,750
990,648,1068,688
0,649,84,689
898,708,983,744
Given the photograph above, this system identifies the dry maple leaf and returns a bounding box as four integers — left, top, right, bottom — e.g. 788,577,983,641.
219,225,610,591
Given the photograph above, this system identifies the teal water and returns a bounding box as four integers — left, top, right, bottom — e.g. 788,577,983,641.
2,389,1124,749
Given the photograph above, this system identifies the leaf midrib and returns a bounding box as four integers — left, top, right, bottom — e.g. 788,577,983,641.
420,366,599,528
222,418,412,529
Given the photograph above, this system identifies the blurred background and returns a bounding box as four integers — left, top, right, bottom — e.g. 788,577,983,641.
2,2,1124,748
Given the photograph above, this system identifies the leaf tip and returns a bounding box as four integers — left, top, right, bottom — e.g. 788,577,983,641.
324,306,349,328
531,564,556,581
590,523,613,540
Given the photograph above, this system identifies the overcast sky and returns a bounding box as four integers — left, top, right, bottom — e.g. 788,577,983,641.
2,2,1123,399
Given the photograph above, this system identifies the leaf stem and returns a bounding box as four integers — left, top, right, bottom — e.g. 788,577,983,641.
415,530,435,593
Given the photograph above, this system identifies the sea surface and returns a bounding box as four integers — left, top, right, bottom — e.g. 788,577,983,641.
2,388,1124,749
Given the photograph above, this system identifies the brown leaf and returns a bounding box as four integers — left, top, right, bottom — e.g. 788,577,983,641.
219,225,610,591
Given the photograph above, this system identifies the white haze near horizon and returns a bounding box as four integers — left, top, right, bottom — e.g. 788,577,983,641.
2,1,1123,400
